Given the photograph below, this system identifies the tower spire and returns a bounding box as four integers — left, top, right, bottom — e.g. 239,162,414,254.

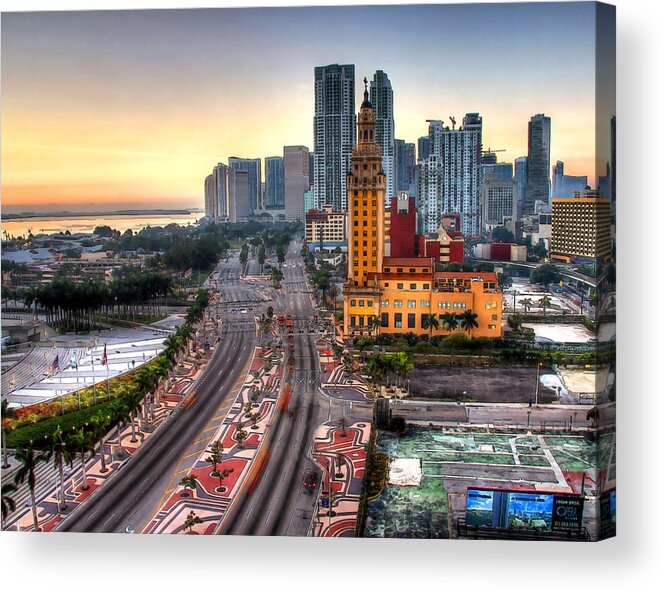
362,76,371,108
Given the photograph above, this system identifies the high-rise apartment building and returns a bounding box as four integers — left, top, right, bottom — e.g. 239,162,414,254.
370,70,395,204
204,174,216,219
264,157,284,209
525,113,551,214
551,188,611,263
214,163,229,220
229,157,262,213
313,64,356,211
283,145,310,221
417,114,483,237
395,139,416,191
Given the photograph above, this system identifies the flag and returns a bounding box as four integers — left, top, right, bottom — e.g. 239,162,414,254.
52,354,60,372
102,344,108,366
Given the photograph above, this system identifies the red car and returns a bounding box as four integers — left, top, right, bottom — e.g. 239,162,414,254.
303,469,318,493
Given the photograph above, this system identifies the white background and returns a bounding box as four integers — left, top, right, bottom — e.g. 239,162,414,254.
0,1,662,589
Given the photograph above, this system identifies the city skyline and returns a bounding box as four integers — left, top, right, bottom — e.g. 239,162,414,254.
1,3,612,212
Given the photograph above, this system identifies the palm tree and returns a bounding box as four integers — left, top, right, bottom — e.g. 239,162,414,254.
1,399,18,469
539,294,552,317
90,412,111,473
521,297,533,317
2,482,18,526
423,313,439,340
14,444,48,531
368,315,381,336
441,312,458,333
394,352,414,389
68,428,95,491
460,310,479,336
47,425,74,512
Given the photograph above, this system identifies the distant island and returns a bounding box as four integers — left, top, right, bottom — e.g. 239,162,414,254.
2,209,204,220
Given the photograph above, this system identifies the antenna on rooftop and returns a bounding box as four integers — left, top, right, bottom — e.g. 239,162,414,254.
449,116,456,130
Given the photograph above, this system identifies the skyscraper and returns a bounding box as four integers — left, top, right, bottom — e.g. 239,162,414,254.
525,113,551,214
204,174,216,219
370,70,395,204
229,157,262,213
214,163,229,220
418,136,430,162
610,115,616,208
482,175,517,226
417,114,483,236
514,156,527,218
228,167,250,223
264,157,285,209
284,145,310,221
552,160,587,199
395,139,416,191
313,64,356,211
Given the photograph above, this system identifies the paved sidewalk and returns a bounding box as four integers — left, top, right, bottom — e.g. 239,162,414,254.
312,421,371,537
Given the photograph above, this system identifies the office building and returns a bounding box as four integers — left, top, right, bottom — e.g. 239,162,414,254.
514,156,527,218
551,188,611,263
305,205,346,251
418,136,430,162
284,145,310,221
525,114,551,214
395,139,416,191
264,157,284,209
229,157,261,213
228,167,250,223
482,175,517,227
313,63,356,211
552,160,587,199
370,70,395,203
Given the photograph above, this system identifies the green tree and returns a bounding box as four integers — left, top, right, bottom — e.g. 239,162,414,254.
441,312,459,333
205,440,224,477
521,297,533,316
14,444,48,531
2,399,17,469
68,427,95,491
184,510,202,533
530,263,562,290
215,466,234,493
47,425,74,512
180,475,198,496
539,294,552,317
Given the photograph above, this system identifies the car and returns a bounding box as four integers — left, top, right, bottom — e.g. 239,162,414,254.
303,469,318,493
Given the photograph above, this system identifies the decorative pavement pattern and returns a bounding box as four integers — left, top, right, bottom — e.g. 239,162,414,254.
142,342,285,534
9,349,211,532
312,421,371,537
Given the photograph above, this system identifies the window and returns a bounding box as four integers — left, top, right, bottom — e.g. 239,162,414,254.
394,299,403,308
491,314,498,321
394,313,403,328
359,316,365,327
397,283,404,289
423,284,430,290
421,300,430,308
384,268,391,273
359,300,365,307
421,314,428,329
367,300,373,307
350,316,356,327
381,299,389,308
410,283,417,290
485,302,491,310
407,313,416,329
381,312,389,327
350,300,356,306
488,324,496,330
397,268,403,273
407,300,416,308
409,268,416,273
353,261,358,267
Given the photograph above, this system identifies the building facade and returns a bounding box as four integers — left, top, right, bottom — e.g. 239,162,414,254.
389,192,417,258
514,156,527,219
264,156,285,209
370,70,395,204
551,189,612,263
313,63,356,211
342,91,501,339
305,205,346,251
482,175,517,227
525,113,551,214
395,139,416,191
229,157,262,213
418,136,430,162
228,167,250,223
552,160,587,199
418,114,483,237
284,145,310,221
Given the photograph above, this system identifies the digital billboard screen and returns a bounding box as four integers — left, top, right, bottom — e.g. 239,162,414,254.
466,488,584,532
599,489,616,539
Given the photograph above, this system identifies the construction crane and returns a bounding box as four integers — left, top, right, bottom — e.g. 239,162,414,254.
481,147,507,157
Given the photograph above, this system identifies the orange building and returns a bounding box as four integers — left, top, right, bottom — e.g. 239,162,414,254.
342,80,502,339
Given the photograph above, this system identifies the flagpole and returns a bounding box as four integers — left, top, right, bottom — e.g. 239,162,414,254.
91,347,97,405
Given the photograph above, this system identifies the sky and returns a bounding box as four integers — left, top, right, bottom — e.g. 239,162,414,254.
1,2,615,213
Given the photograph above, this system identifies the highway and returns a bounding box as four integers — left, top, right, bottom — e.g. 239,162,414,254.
57,253,256,533
219,240,326,536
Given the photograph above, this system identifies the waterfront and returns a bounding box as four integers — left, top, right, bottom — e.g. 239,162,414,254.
1,211,203,237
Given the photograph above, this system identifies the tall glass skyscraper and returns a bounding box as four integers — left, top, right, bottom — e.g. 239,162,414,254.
514,156,527,219
313,64,356,211
370,70,395,204
264,156,284,209
525,113,551,214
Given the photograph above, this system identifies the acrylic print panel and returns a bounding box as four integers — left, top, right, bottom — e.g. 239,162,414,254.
0,1,615,541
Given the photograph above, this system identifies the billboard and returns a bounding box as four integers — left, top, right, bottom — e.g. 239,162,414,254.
599,489,616,539
466,488,583,532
